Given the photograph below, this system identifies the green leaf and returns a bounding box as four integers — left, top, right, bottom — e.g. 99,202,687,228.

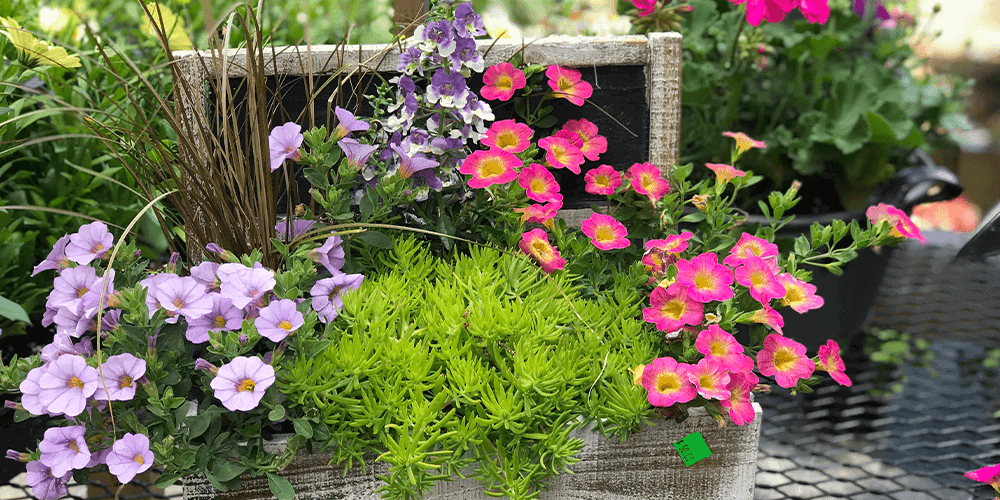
302,167,329,190
212,460,247,482
268,406,286,422
266,473,295,500
356,230,394,249
293,418,314,439
534,115,558,129
153,473,182,489
186,413,212,439
679,212,705,224
0,295,30,324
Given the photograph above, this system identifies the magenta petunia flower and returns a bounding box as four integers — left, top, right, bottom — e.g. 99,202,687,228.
734,255,786,305
558,119,607,161
37,354,100,417
459,148,521,189
332,106,369,141
518,163,562,203
481,119,533,153
816,339,852,387
39,425,90,476
310,234,345,275
727,0,797,26
310,273,364,323
686,357,731,401
581,214,630,250
514,200,562,227
626,162,670,203
720,371,759,426
518,229,565,274
641,356,697,407
776,273,824,313
750,304,784,334
189,261,221,291
218,263,276,310
255,299,304,342
705,163,747,186
210,356,275,411
646,232,694,255
722,130,767,155
723,232,779,268
538,136,584,174
269,122,303,172
94,353,146,401
798,0,830,24
757,334,814,388
32,234,72,276
584,165,622,195
545,65,593,106
676,253,734,303
339,137,379,173
153,276,213,324
695,325,746,368
275,219,315,241
25,460,71,500
964,463,1000,488
105,433,154,484
632,0,656,16
866,203,925,243
643,284,704,333
481,62,526,101
65,221,113,265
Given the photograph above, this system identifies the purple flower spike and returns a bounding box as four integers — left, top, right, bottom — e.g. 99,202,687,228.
275,219,314,241
37,355,100,417
218,264,276,310
32,235,72,276
454,2,487,37
65,221,113,265
105,433,154,485
426,69,469,109
153,276,213,324
332,106,370,141
209,356,275,411
255,299,304,342
39,425,91,476
310,234,345,275
269,122,303,172
421,20,457,57
338,138,378,173
310,273,364,323
25,461,71,500
185,294,243,344
94,353,146,401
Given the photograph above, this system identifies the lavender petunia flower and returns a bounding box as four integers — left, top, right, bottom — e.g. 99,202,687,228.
32,235,72,276
40,333,78,364
152,276,213,324
94,353,146,401
853,0,890,20
105,433,154,485
269,122,303,172
255,299,303,342
391,144,439,179
209,356,275,411
25,460,71,500
338,138,378,173
19,365,53,416
332,106,370,141
218,263,276,309
38,425,90,476
139,273,174,319
310,273,364,323
46,265,97,317
189,261,221,291
64,221,113,265
425,69,469,109
453,2,487,37
275,219,314,241
310,234,345,275
37,355,100,417
185,294,243,344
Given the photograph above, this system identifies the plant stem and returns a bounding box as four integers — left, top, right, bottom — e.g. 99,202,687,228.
726,8,748,70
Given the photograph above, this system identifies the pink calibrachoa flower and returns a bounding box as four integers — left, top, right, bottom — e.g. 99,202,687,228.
964,463,1000,490
480,62,526,101
734,255,786,304
94,353,146,401
518,163,562,203
866,203,926,243
750,304,784,334
310,273,365,323
705,163,747,186
545,65,593,106
584,165,621,195
32,234,72,276
255,299,304,342
632,0,656,17
269,122,303,172
25,461,70,500
210,356,275,411
581,214,630,250
727,0,797,27
518,229,565,274
558,118,607,161
722,130,767,155
641,357,697,407
798,0,831,24
105,433,154,485
538,136,584,174
626,162,670,203
757,334,814,388
647,232,694,255
695,325,746,367
481,119,533,153
643,284,704,333
676,253,735,303
776,273,824,313
65,221,113,266
218,263,276,310
459,148,521,188
816,339,852,387
39,425,90,477
687,357,732,401
185,294,242,344
720,371,759,425
514,200,562,227
37,355,100,417
723,232,780,268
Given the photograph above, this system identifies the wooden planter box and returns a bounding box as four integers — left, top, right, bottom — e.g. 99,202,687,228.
181,404,762,500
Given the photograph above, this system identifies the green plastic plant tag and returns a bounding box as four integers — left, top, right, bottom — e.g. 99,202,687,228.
673,432,711,466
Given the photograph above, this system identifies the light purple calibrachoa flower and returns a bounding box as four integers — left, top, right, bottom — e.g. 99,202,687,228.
218,264,276,309
190,261,221,291
139,273,174,318
269,122,303,172
105,433,154,485
64,221,113,265
25,460,71,500
37,355,100,417
152,276,213,324
185,294,243,344
332,106,370,141
338,138,379,173
38,425,90,476
310,273,364,323
209,356,275,411
255,299,304,342
40,333,77,364
275,219,314,241
19,365,53,416
391,144,439,179
310,234,345,275
46,265,97,319
94,353,146,401
32,235,72,276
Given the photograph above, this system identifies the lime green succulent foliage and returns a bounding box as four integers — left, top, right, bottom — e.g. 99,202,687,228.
280,237,659,500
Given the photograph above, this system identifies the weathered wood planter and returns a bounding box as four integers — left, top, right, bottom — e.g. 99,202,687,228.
182,404,762,500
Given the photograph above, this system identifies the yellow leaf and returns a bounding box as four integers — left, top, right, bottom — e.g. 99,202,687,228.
141,3,192,51
0,17,81,68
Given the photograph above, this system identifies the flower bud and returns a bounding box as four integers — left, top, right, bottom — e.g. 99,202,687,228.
238,334,248,345
194,358,218,375
691,194,710,212
165,252,180,274
4,400,21,411
294,204,306,217
5,450,29,462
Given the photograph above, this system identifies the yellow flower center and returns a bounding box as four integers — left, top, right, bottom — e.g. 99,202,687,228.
662,299,685,320
640,174,657,192
213,315,227,328
91,243,104,253
594,226,615,243
557,76,574,93
76,287,89,298
694,273,715,291
551,145,569,165
750,271,767,288
496,132,518,149
783,286,804,306
655,372,680,394
710,342,726,357
478,158,506,178
495,75,512,91
278,320,293,331
173,298,185,309
133,454,145,465
773,348,796,372
67,376,84,389
119,375,133,389
699,374,716,391
530,240,554,261
237,378,256,392
593,175,609,188
68,441,79,453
